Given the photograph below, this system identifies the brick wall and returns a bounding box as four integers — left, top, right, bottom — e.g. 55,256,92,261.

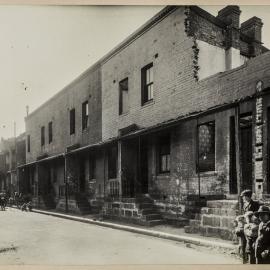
101,5,270,142
25,65,102,163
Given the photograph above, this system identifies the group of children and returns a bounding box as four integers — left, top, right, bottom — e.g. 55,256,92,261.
235,189,270,264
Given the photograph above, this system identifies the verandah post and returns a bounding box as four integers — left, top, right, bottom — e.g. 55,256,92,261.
235,104,243,213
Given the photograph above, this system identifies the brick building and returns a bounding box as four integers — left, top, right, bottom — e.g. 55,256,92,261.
17,5,270,238
0,133,26,195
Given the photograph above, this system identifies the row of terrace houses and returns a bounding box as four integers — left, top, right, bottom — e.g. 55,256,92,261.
1,5,270,240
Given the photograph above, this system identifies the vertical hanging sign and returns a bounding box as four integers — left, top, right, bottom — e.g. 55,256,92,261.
255,80,264,198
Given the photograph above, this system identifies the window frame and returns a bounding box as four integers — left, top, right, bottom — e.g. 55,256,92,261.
82,101,89,130
119,77,129,115
70,108,76,135
141,63,154,105
27,135,30,153
48,121,53,143
197,121,216,173
158,134,171,174
41,126,45,146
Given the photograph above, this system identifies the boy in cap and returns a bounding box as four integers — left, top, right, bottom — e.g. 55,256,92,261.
241,189,260,213
244,211,260,264
254,205,270,264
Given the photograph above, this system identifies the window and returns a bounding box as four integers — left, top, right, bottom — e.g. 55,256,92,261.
158,135,171,173
27,135,30,152
108,145,118,179
197,121,215,172
48,121,53,143
141,63,153,105
119,78,129,115
82,101,89,130
70,108,75,135
41,126,45,146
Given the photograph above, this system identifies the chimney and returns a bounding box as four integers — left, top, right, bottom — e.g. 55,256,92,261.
217,6,241,49
217,6,242,70
217,5,241,29
241,17,263,56
241,17,263,42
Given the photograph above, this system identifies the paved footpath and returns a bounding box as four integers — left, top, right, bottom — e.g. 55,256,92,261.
0,208,241,265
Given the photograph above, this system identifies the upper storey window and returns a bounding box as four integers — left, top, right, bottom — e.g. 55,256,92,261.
119,78,129,115
141,63,153,105
82,101,89,130
70,108,75,135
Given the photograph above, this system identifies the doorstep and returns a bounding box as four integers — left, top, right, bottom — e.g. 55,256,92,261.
32,208,237,252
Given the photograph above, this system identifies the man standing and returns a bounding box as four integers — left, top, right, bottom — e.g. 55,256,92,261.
255,205,270,264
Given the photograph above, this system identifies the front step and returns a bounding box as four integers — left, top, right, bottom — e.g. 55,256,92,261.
185,200,239,241
103,195,165,226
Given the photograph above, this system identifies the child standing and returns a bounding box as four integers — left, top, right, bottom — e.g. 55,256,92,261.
244,211,259,264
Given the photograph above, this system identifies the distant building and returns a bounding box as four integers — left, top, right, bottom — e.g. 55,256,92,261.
0,133,26,195
16,5,270,239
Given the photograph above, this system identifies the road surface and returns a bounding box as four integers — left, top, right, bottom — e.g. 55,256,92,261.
0,207,241,265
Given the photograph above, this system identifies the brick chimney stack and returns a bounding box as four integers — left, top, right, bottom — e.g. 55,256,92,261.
217,6,241,49
217,6,242,70
241,16,263,42
241,17,263,56
217,5,241,29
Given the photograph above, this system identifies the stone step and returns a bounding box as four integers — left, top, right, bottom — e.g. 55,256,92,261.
146,219,164,227
206,200,238,209
143,214,162,221
184,225,200,234
201,214,236,230
140,208,159,215
184,200,207,207
138,203,156,210
200,207,239,216
198,225,235,241
190,219,201,227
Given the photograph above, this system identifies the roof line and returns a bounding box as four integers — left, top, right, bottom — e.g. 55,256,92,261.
25,5,178,120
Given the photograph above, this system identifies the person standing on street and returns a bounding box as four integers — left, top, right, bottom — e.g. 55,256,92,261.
254,205,270,264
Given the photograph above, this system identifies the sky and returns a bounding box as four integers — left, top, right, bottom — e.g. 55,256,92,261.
0,5,270,139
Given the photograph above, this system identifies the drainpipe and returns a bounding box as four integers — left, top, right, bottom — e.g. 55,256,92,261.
196,118,201,201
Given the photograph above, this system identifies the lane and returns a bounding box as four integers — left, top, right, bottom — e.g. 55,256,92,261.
0,208,241,265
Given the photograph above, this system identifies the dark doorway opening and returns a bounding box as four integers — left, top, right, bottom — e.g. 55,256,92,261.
230,116,237,194
240,113,253,191
139,137,148,194
79,157,86,192
267,107,270,193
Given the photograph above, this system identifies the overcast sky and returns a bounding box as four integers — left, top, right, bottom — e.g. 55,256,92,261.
0,5,269,139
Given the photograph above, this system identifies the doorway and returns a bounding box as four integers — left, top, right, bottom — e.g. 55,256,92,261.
139,137,148,194
240,114,253,191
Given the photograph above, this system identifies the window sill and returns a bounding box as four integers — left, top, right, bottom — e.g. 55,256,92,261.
156,173,170,179
198,171,217,177
142,100,154,108
119,112,129,117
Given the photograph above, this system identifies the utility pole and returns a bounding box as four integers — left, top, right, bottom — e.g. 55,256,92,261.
14,121,18,194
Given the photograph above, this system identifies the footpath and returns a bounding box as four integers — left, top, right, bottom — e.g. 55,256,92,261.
32,208,238,254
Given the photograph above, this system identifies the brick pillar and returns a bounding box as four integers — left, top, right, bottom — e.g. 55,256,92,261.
254,83,264,198
118,140,122,198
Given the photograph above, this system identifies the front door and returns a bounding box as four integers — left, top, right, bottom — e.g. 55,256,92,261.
240,114,253,191
79,158,85,192
140,138,148,194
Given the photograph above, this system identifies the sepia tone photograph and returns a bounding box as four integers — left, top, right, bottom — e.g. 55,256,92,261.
0,0,270,268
